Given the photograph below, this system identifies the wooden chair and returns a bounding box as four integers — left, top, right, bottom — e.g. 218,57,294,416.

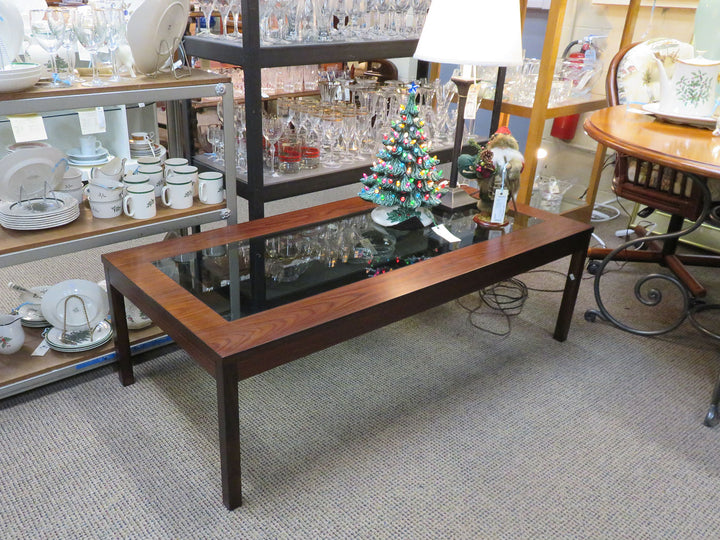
587,39,719,298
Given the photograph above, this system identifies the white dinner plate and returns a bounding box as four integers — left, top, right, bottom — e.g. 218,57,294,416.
127,0,190,75
41,279,109,332
67,148,109,162
0,147,67,202
0,0,24,66
45,320,113,351
642,102,717,130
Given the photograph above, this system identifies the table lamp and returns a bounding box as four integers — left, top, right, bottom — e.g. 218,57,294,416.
414,0,523,210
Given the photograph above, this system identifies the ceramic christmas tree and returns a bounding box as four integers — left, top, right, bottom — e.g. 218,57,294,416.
359,82,445,227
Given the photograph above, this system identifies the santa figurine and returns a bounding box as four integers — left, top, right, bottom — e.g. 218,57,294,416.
474,126,525,222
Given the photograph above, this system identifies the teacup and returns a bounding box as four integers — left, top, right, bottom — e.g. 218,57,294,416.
91,168,123,183
89,198,123,219
123,184,157,220
84,179,124,201
161,176,194,210
79,135,103,156
198,171,225,204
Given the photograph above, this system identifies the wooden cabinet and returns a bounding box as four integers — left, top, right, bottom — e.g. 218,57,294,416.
0,71,237,398
491,0,641,222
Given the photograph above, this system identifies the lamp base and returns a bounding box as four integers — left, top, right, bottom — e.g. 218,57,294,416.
437,187,478,211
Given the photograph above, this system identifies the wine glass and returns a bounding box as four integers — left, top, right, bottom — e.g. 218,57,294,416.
49,8,82,84
231,1,242,40
262,115,285,177
30,9,65,87
73,7,108,87
105,7,125,82
198,0,216,36
216,0,233,39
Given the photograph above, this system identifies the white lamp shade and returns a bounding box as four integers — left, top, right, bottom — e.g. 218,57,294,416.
414,0,524,67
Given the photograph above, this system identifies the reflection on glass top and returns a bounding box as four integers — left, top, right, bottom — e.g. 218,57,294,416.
153,206,539,321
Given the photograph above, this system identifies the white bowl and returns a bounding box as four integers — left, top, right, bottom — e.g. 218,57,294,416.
88,198,123,219
0,72,41,93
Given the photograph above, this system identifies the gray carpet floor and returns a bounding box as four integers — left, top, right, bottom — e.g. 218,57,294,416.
1,186,720,539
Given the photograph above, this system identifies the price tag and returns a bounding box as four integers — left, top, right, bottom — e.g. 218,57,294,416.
432,224,462,244
77,107,107,134
77,43,91,62
464,83,481,120
32,339,50,356
8,114,47,143
490,188,509,224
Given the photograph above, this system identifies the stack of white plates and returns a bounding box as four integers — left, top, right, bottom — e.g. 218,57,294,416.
129,139,166,159
0,62,43,93
44,320,113,352
17,303,50,328
0,192,80,231
67,147,111,167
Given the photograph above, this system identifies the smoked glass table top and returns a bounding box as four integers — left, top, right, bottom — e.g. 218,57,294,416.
153,206,539,321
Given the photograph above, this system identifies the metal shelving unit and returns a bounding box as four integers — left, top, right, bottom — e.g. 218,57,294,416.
183,0,420,220
0,70,237,398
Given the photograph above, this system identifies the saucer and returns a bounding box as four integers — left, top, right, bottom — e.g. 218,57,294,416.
67,148,110,163
642,103,717,130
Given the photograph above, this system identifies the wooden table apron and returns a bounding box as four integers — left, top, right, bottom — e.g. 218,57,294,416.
102,197,593,510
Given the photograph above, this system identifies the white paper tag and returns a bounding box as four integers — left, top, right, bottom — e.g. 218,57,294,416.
77,43,91,62
8,114,48,143
432,224,462,243
78,107,107,134
32,339,50,356
464,83,481,119
490,188,509,224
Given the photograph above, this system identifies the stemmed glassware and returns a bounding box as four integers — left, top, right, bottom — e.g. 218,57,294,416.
198,0,216,36
73,7,108,87
50,8,82,85
231,1,242,40
216,0,233,39
105,7,125,82
30,9,65,87
262,115,285,177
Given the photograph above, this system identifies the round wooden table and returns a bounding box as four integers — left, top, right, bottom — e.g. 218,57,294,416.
584,105,720,426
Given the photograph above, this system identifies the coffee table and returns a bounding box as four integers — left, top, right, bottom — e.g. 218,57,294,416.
102,197,592,509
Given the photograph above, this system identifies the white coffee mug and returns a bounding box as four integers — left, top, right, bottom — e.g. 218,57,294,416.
137,165,164,196
136,156,162,167
123,184,157,219
89,198,123,219
166,165,198,197
163,157,190,178
84,179,124,201
122,173,150,195
198,171,225,204
79,135,103,156
161,178,194,210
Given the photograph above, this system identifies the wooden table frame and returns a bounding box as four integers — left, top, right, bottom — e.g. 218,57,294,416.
102,197,592,509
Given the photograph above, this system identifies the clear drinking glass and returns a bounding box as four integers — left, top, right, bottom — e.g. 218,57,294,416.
262,115,285,177
73,7,108,87
50,7,82,84
30,9,64,87
231,1,242,40
216,0,233,39
198,0,216,35
105,7,125,82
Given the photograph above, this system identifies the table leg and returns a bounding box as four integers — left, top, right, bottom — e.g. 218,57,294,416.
553,241,588,342
216,360,242,510
704,370,720,427
106,277,133,386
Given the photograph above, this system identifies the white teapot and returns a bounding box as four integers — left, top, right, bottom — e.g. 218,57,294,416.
654,53,720,117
